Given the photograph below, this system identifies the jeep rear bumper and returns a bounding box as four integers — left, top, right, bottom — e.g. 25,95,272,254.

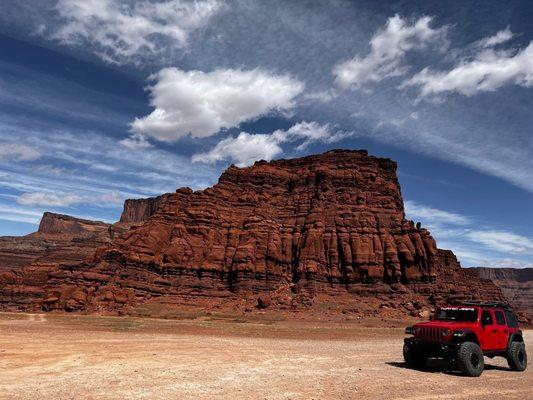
404,337,461,359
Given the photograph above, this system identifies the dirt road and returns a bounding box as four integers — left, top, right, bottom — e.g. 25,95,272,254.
0,313,531,399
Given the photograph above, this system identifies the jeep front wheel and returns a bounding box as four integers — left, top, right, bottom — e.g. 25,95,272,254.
507,341,527,371
403,344,427,369
457,342,484,377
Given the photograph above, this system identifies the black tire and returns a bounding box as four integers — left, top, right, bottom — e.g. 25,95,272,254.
403,344,427,369
457,342,484,377
507,341,527,371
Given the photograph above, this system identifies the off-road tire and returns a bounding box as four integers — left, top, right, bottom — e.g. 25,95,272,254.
457,342,484,377
403,344,427,369
507,341,527,371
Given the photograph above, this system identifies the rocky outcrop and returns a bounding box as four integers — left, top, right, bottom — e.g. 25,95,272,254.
0,202,163,272
472,267,533,321
119,194,170,223
0,150,506,317
34,212,110,237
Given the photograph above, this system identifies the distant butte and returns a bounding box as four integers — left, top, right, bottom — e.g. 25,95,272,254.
0,150,517,320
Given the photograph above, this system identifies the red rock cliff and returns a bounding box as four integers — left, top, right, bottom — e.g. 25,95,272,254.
0,150,506,316
119,195,170,223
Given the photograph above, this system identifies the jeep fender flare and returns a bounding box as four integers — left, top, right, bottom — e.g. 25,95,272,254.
507,332,524,349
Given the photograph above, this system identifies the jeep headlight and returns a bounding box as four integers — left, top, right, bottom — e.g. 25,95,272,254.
442,328,453,336
405,326,413,334
413,326,421,335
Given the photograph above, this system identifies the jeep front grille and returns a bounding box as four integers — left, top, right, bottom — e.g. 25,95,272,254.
416,326,444,342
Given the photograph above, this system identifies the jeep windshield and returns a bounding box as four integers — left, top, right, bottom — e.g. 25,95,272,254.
435,307,478,322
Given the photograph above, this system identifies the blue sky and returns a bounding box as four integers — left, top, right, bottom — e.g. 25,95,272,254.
0,0,532,268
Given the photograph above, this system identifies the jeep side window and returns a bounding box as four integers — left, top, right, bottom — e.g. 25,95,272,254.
494,310,506,325
505,310,519,327
481,310,493,325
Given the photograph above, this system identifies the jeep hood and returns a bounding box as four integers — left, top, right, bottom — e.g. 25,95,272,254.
414,321,476,330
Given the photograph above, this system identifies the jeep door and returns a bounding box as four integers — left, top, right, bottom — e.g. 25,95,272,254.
493,309,510,350
479,309,499,350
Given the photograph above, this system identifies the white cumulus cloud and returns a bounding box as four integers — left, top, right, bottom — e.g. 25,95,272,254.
52,0,223,64
333,15,447,89
119,133,152,150
192,121,351,167
404,36,533,97
0,143,41,161
192,132,283,167
131,67,304,142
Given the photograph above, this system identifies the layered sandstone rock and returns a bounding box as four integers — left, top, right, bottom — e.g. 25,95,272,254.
472,267,533,321
0,150,506,316
0,213,112,271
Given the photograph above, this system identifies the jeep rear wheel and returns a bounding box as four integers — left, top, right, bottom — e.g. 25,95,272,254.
457,342,484,377
507,341,527,371
403,344,427,369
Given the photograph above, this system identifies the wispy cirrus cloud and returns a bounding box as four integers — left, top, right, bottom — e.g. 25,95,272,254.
0,204,44,225
406,200,533,266
333,15,447,89
478,258,533,269
50,0,224,64
0,119,216,194
465,230,533,255
0,143,41,162
17,192,82,207
475,27,514,48
403,33,533,97
17,190,122,208
404,200,470,226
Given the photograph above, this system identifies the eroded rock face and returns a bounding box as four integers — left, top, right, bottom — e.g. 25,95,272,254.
105,151,438,286
0,150,506,316
472,267,533,321
119,194,171,223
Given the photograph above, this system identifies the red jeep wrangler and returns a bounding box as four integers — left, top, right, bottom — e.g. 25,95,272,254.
403,302,527,376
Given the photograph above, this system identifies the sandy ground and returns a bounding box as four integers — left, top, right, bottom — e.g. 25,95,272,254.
0,313,531,399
